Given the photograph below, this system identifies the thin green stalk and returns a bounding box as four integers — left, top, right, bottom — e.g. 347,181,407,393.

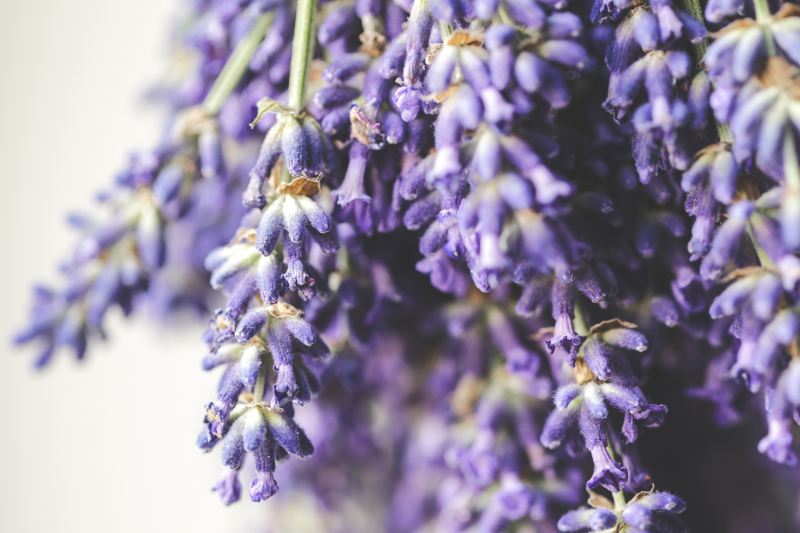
716,121,733,143
573,301,590,337
438,21,453,41
746,224,776,269
612,490,627,511
680,0,733,142
287,0,318,110
202,13,274,115
496,5,515,27
753,0,778,56
753,0,773,22
784,127,800,191
682,0,707,55
730,0,780,267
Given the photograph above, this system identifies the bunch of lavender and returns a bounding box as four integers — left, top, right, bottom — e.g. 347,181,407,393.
16,0,800,530
685,1,800,471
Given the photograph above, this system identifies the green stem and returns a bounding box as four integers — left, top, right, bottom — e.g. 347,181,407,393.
612,490,627,510
682,0,707,54
743,129,798,270
202,13,274,115
496,5,514,27
716,121,733,143
438,21,453,41
679,0,732,142
287,0,318,110
746,223,776,269
753,0,778,56
573,300,590,337
784,127,800,191
745,3,783,268
753,0,772,22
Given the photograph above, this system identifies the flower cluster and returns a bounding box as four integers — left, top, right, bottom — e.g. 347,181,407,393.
16,0,800,530
677,1,800,470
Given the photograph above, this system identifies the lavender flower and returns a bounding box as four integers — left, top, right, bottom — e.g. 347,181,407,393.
559,490,686,532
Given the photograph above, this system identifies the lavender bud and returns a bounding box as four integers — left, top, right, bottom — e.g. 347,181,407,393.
557,508,617,532
601,328,648,352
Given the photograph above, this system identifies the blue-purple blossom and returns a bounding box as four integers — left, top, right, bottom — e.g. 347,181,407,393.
559,490,686,532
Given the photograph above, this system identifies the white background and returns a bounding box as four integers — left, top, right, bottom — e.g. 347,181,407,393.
0,2,270,531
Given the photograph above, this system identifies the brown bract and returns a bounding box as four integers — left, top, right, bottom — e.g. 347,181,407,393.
712,17,757,38
587,491,615,510
450,374,486,418
267,301,303,319
774,2,800,20
721,265,768,282
350,106,381,146
446,29,483,47
574,358,595,385
694,141,731,158
360,15,386,57
425,42,443,65
758,57,800,99
588,318,639,336
173,105,216,138
276,176,322,196
231,227,258,245
430,84,458,103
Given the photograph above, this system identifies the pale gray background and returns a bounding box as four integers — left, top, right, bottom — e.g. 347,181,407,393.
0,2,270,531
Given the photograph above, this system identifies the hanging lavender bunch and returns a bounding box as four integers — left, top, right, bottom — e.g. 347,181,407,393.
15,0,800,530
684,0,800,469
